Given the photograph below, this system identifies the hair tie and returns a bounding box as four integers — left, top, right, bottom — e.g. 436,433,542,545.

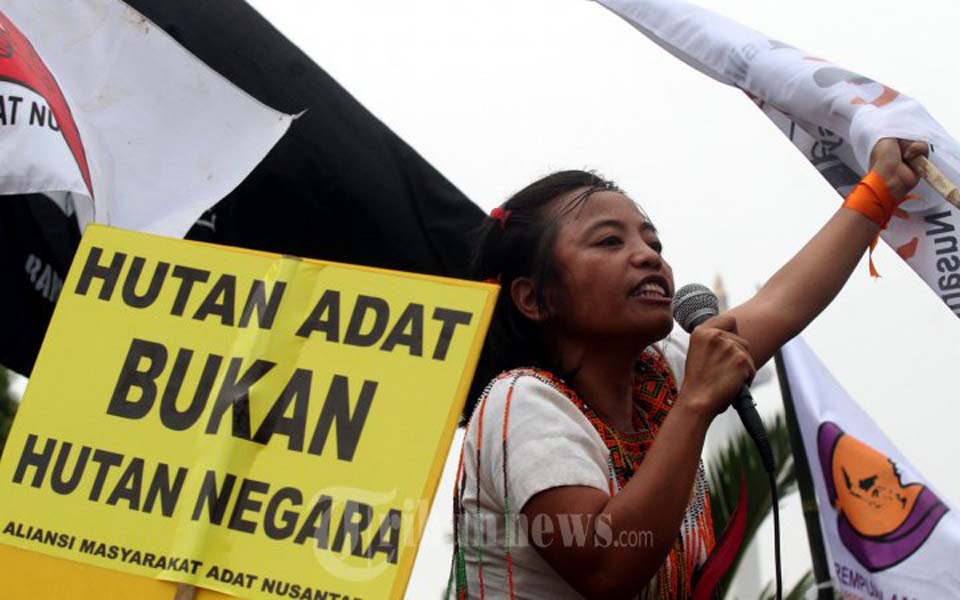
490,206,512,230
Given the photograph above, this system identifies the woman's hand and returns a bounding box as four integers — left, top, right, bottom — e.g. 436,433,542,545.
678,313,756,419
869,138,929,200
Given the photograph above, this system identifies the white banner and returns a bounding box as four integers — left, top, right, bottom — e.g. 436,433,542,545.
781,337,960,598
595,0,960,318
0,0,293,236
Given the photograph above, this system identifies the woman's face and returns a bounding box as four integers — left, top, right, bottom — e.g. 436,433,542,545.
547,189,675,345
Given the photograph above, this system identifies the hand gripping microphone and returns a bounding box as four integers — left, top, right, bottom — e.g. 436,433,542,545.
671,283,776,474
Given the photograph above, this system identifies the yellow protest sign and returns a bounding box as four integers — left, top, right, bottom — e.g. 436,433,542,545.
0,225,496,599
0,543,235,599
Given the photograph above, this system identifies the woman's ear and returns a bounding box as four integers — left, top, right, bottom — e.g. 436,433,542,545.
510,277,549,322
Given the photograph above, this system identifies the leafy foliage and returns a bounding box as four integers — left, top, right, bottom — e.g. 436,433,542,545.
759,570,815,600
706,413,799,596
0,366,19,456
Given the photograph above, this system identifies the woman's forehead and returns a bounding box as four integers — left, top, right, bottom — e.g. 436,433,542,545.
555,188,654,230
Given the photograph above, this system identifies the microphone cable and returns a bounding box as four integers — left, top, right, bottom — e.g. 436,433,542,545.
673,283,782,600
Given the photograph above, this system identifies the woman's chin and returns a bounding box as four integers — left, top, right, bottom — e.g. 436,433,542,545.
619,314,674,346
649,315,675,341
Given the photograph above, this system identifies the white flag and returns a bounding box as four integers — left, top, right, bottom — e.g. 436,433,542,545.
0,0,293,236
780,337,960,597
595,0,960,318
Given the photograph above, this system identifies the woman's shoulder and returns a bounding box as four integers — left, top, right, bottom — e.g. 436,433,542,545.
476,367,578,417
462,369,612,516
466,368,604,447
485,367,575,398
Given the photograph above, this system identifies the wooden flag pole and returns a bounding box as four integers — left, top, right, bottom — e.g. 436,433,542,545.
173,583,197,600
909,155,960,210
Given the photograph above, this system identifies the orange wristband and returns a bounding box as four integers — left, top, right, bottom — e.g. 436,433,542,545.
842,171,897,228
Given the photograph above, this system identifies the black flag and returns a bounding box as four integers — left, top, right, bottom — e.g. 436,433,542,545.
0,0,483,376
0,194,80,375
130,0,483,274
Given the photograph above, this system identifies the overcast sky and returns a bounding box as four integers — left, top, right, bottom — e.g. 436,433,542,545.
246,1,960,597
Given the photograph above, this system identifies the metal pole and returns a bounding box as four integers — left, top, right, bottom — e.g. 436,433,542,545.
173,583,197,600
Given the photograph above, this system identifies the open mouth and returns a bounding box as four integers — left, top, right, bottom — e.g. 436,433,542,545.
628,279,671,301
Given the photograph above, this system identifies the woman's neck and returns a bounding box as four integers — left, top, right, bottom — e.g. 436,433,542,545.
556,337,646,432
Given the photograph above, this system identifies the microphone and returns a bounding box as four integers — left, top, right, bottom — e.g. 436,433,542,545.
672,283,776,474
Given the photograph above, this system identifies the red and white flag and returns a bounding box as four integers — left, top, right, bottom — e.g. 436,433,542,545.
595,0,960,318
0,0,293,236
780,336,960,597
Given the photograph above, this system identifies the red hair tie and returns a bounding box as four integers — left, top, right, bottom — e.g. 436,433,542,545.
490,206,512,230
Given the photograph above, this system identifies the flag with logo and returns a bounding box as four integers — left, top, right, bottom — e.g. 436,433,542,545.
0,0,293,235
594,0,960,318
779,336,960,597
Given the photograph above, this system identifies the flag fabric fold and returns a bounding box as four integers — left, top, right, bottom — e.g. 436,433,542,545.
595,0,960,318
0,0,293,236
127,0,484,278
780,337,960,597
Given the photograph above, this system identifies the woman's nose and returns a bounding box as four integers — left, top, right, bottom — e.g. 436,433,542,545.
629,241,662,269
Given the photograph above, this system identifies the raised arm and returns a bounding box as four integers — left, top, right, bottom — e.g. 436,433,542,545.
727,138,928,368
520,139,926,599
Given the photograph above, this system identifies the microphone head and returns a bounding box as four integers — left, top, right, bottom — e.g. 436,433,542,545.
672,283,720,333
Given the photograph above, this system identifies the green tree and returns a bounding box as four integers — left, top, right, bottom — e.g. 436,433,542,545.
0,366,19,456
706,413,814,599
759,571,815,600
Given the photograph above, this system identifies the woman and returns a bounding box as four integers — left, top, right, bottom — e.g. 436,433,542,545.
450,138,927,599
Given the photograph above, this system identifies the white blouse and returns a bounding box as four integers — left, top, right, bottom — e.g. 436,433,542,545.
451,330,693,599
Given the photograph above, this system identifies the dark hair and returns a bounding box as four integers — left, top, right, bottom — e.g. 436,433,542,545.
463,169,622,422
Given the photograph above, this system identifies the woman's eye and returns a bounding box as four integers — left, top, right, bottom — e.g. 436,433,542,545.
598,236,622,247
650,240,664,254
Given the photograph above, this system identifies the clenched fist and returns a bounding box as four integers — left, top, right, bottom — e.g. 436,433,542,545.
678,313,756,419
869,138,929,200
